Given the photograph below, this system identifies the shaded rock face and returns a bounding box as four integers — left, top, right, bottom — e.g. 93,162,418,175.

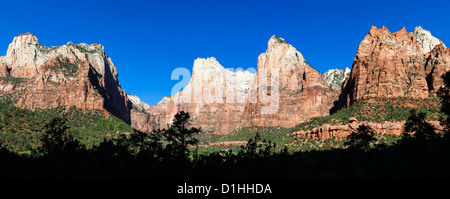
0,33,131,123
240,36,338,128
338,26,430,108
165,57,254,134
424,43,450,91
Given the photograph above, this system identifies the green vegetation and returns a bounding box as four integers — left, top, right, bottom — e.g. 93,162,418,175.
0,75,28,85
273,36,287,44
44,58,79,77
66,42,101,54
345,125,377,151
0,103,133,156
1,107,449,178
291,96,442,132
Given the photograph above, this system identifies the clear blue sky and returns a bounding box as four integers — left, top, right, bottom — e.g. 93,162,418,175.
0,0,449,106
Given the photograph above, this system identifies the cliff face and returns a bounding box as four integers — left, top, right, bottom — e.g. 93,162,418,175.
337,26,450,109
412,26,446,55
324,67,351,90
129,95,171,132
138,36,346,134
240,36,338,128
338,26,430,108
0,33,131,123
3,28,448,135
165,57,254,134
424,43,450,91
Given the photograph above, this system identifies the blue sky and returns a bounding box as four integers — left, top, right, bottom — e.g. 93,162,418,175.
0,0,449,106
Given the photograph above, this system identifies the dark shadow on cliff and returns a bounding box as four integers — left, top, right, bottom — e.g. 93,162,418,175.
330,69,355,115
87,60,132,124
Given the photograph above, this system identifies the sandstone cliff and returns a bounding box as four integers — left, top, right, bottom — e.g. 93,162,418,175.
240,36,338,128
337,26,450,109
0,33,131,123
338,26,430,108
165,57,254,134
129,95,171,132
424,43,450,91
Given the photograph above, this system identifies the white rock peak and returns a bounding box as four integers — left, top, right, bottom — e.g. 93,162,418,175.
2,32,118,81
191,57,254,92
412,26,446,54
324,67,351,88
128,94,151,111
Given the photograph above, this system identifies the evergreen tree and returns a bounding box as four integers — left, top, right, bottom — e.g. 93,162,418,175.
403,109,436,141
438,71,450,131
345,124,377,151
160,111,200,160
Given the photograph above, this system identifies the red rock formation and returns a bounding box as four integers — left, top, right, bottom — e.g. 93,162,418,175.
130,96,172,132
240,36,338,128
339,26,429,108
145,36,340,134
0,33,131,123
424,43,450,91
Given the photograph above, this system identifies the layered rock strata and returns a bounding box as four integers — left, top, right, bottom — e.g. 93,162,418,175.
240,36,338,128
339,26,432,108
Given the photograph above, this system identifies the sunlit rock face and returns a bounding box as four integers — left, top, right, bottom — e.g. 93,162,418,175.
412,26,446,55
0,32,131,123
165,57,254,134
338,26,430,108
240,36,338,129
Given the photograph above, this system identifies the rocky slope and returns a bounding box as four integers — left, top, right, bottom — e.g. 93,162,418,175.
424,43,450,91
240,36,338,129
338,26,450,109
0,33,131,123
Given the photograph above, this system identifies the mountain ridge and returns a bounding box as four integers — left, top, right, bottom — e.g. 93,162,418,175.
1,25,449,136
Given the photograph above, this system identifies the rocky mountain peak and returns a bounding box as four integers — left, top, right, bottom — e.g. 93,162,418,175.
192,57,224,76
128,94,151,111
11,32,40,46
338,25,429,108
0,33,131,123
412,26,446,54
268,35,288,49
